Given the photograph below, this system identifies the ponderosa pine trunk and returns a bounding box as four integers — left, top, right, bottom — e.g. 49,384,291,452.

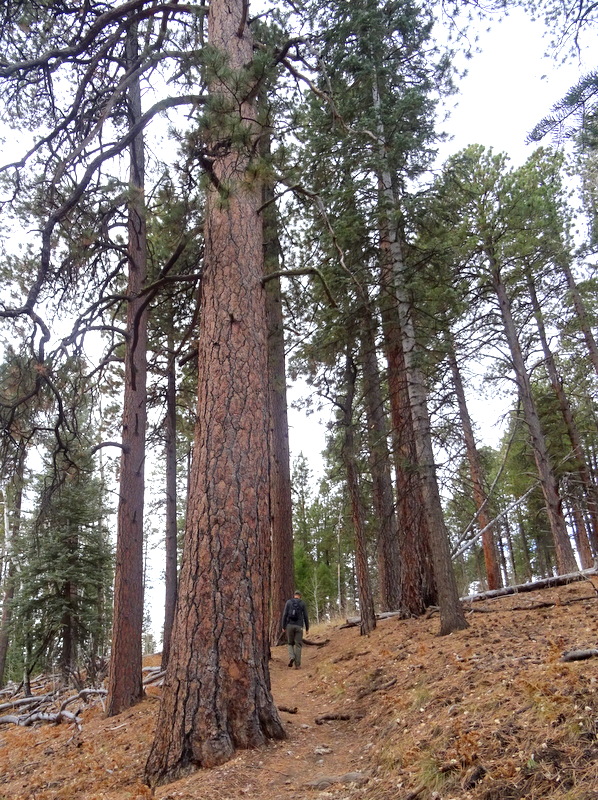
446,333,502,590
161,333,178,669
377,170,468,634
526,269,598,561
489,256,578,574
341,352,376,635
263,169,295,648
378,275,435,615
105,23,147,716
144,0,285,784
560,259,598,378
359,307,401,611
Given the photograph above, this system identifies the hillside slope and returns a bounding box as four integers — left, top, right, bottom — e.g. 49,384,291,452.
0,579,597,799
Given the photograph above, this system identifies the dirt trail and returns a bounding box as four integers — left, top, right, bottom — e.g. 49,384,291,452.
154,638,369,800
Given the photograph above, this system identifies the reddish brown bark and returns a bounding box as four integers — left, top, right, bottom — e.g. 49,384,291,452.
105,25,147,717
378,276,436,615
359,307,401,611
376,167,467,634
263,179,294,647
526,269,598,563
144,0,285,784
446,335,502,590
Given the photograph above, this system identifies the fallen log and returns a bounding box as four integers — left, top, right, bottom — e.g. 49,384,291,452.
461,568,597,604
0,693,55,713
561,649,598,662
343,569,598,627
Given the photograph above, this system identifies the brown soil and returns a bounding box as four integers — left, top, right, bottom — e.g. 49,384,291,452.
0,580,597,800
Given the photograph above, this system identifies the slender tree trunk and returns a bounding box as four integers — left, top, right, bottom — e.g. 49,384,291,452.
446,333,502,589
359,307,401,611
106,25,148,716
567,498,594,568
263,169,294,647
341,353,376,635
0,445,25,687
526,269,598,559
560,259,598,378
162,334,178,669
489,258,578,574
145,0,285,784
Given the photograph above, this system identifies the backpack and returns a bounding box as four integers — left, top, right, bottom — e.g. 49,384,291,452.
288,598,302,623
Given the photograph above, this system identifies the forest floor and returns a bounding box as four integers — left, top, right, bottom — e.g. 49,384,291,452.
0,579,597,800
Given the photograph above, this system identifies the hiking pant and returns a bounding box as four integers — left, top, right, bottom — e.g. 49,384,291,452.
286,624,304,667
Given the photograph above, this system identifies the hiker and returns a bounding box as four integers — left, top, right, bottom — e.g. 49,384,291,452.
281,590,309,669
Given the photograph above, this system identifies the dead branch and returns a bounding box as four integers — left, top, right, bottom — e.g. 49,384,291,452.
277,705,298,714
303,637,330,647
315,713,352,725
60,688,107,711
143,670,166,686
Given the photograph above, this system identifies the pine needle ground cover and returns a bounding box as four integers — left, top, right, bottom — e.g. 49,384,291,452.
0,581,596,799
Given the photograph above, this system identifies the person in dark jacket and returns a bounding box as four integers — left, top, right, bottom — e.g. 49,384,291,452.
281,590,309,669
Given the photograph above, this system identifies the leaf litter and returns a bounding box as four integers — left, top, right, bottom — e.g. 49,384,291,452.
0,579,596,799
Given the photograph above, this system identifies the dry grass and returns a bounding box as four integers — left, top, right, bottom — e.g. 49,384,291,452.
0,580,597,799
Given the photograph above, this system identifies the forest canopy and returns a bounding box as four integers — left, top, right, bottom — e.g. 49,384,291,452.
0,0,596,785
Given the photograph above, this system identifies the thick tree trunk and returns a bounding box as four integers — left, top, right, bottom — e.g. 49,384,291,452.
359,307,401,611
145,0,285,785
526,270,598,561
341,353,376,636
446,334,502,589
161,337,178,669
263,175,295,647
490,259,578,575
105,26,147,717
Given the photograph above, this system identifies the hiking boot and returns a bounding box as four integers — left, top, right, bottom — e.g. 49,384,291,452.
288,659,295,667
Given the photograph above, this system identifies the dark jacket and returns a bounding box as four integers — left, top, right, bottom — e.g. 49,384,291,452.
282,597,309,632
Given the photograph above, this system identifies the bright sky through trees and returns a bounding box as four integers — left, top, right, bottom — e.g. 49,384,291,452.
286,5,594,478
